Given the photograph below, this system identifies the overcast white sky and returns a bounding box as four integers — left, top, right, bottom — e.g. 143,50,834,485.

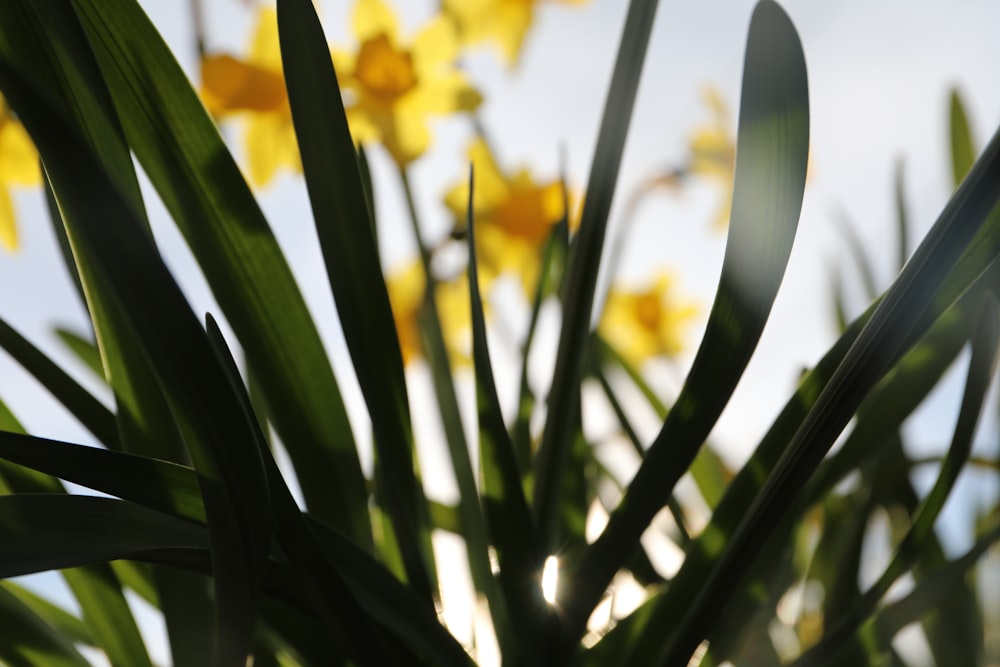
1,0,999,662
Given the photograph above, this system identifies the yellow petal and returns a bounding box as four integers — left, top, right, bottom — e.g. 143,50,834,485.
385,259,426,365
0,186,17,252
412,16,458,78
494,3,533,64
345,107,381,145
244,115,301,187
0,119,41,186
200,55,287,116
407,72,482,115
444,138,509,226
249,8,283,70
381,106,430,165
435,274,474,365
353,0,399,44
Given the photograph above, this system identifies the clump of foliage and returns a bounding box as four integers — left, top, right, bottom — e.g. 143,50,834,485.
0,0,998,665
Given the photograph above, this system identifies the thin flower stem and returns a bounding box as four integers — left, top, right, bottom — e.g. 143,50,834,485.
189,0,207,58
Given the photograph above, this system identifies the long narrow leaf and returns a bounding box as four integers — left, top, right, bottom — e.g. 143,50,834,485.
594,241,1000,667
655,117,1000,667
562,1,810,651
0,495,210,577
0,69,272,667
0,583,91,667
467,172,547,663
0,317,119,449
63,566,154,667
789,295,999,666
67,0,371,545
532,0,661,559
275,0,433,599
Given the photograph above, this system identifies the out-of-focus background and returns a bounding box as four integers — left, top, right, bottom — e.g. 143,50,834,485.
1,1,998,663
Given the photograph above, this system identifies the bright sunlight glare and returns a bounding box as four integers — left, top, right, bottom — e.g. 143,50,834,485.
541,555,559,605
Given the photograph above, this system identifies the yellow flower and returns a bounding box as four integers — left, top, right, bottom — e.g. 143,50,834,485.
200,8,301,187
443,0,589,65
0,98,42,253
598,272,698,367
688,86,735,230
444,138,576,296
625,87,735,232
384,259,474,366
332,0,482,166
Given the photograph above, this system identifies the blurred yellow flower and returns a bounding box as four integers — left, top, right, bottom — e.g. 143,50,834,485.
444,138,576,296
333,0,482,166
688,86,735,230
200,8,300,187
0,98,42,253
598,272,698,367
443,0,589,65
385,259,474,366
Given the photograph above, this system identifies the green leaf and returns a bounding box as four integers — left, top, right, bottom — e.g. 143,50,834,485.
598,230,1000,667
0,68,272,667
894,159,910,271
275,0,433,599
835,213,880,301
0,583,91,667
0,317,119,449
562,0,810,651
207,315,474,665
513,220,568,470
467,171,546,663
872,515,1000,648
63,566,154,667
53,328,104,380
533,0,661,560
68,0,371,545
0,0,189,473
950,89,976,187
789,296,999,666
654,108,1000,667
0,581,92,645
0,495,210,577
0,432,206,523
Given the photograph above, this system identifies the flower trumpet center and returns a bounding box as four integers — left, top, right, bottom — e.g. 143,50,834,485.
634,293,661,331
354,34,418,102
492,185,561,244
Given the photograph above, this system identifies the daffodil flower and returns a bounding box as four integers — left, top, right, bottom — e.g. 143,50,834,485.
443,0,589,66
200,8,300,187
332,0,482,166
385,259,474,366
0,98,42,253
688,86,735,230
444,137,576,296
598,272,697,366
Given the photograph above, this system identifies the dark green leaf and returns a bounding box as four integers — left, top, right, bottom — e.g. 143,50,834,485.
276,0,433,599
53,328,103,380
533,0,661,560
0,317,119,449
0,583,91,667
563,1,810,651
655,109,1000,667
68,0,371,544
63,566,154,667
950,89,976,187
0,495,210,577
0,68,272,666
789,296,999,666
467,171,546,662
